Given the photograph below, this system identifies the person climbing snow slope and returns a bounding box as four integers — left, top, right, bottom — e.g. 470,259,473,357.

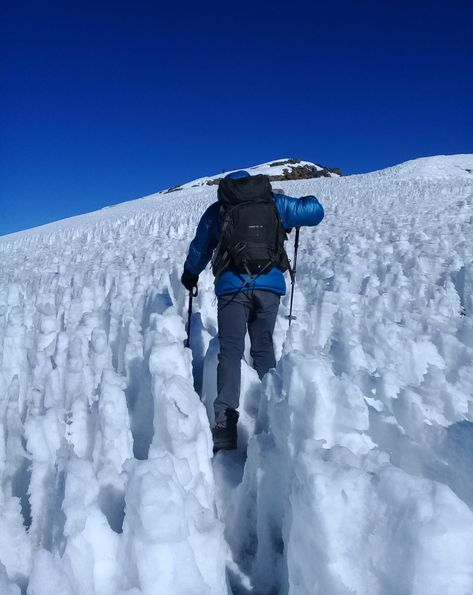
181,170,324,451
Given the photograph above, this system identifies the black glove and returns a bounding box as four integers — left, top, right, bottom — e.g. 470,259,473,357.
181,269,199,292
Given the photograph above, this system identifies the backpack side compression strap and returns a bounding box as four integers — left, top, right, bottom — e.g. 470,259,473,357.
210,205,233,277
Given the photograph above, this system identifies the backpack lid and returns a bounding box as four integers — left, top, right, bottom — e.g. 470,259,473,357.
217,174,273,206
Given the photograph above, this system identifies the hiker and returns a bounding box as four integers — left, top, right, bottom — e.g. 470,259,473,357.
181,170,324,451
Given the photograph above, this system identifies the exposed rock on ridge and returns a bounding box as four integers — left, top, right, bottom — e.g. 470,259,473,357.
165,158,342,193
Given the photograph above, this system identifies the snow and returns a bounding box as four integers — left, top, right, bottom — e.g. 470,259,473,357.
0,154,473,594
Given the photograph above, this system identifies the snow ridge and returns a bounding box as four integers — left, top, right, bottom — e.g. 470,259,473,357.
0,154,473,594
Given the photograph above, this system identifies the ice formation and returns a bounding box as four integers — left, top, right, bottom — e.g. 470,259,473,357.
0,155,473,594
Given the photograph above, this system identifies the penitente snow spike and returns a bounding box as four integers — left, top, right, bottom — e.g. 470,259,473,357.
286,227,300,326
185,285,198,348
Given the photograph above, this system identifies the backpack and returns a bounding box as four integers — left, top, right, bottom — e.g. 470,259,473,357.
211,174,291,279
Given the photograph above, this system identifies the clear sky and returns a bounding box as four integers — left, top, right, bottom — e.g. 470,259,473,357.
1,0,472,236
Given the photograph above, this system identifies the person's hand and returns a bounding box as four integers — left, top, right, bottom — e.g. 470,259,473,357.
181,269,199,292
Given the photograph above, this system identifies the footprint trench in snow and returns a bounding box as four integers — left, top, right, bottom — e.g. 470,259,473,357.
0,155,473,594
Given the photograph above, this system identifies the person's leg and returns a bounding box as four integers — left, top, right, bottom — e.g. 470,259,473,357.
215,292,251,424
248,290,280,380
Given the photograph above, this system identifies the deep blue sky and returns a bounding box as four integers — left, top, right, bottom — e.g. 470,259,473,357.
1,0,472,236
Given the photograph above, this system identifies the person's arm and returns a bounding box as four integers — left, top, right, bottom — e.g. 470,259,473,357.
275,194,324,229
183,203,219,275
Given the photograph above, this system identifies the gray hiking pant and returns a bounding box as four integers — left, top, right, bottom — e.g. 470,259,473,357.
214,290,280,424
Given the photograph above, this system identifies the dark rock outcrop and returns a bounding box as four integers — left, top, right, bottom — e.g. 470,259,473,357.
206,159,342,186
164,158,342,193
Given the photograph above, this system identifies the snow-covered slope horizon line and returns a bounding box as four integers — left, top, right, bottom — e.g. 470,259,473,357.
1,153,472,242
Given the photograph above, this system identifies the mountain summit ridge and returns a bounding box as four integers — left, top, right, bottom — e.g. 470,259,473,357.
164,158,342,193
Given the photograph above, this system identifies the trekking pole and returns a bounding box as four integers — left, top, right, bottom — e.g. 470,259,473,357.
185,285,198,348
286,227,300,326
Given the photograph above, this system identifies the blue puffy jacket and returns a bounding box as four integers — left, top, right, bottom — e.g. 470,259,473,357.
184,193,324,296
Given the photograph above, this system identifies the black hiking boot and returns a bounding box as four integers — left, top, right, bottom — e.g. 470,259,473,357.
212,409,239,453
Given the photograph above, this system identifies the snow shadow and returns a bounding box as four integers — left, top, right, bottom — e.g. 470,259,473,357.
98,485,125,533
141,288,174,328
188,311,206,395
227,569,253,595
213,449,247,490
11,456,32,530
439,421,473,510
125,356,154,460
451,264,473,316
370,407,473,512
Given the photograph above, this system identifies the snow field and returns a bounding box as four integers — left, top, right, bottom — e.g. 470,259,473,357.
0,189,227,594
0,155,472,594
213,158,473,594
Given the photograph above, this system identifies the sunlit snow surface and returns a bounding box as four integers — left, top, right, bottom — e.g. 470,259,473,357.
1,155,473,594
